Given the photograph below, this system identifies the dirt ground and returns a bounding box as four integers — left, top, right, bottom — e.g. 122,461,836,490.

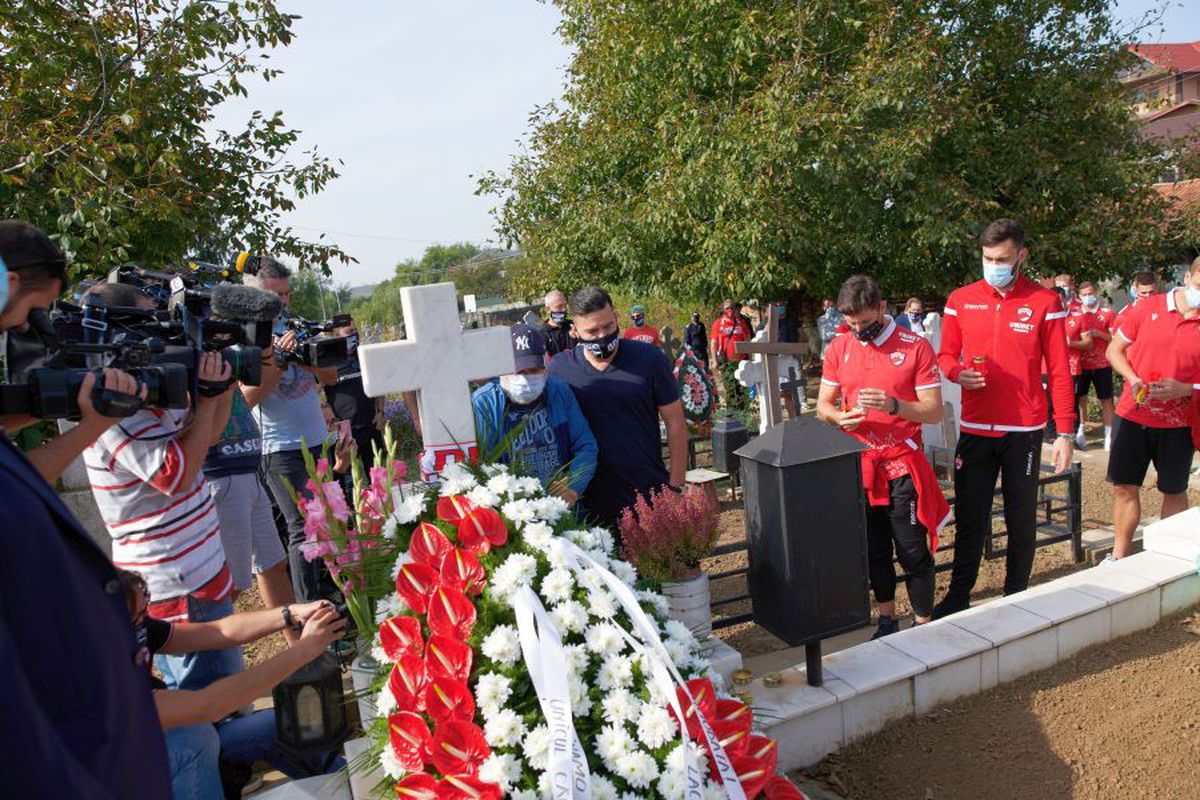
804,611,1200,800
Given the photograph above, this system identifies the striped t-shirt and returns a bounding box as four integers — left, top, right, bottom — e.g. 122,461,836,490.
84,408,231,621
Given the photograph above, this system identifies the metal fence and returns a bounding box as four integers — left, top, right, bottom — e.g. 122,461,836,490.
708,452,1084,631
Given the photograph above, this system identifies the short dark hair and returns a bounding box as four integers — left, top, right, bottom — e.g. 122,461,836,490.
0,220,67,292
569,286,613,316
979,218,1026,250
837,274,882,315
246,255,291,287
1078,281,1096,292
1132,269,1158,287
83,282,151,308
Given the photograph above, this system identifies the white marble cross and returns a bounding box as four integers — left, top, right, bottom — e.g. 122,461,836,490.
358,282,515,481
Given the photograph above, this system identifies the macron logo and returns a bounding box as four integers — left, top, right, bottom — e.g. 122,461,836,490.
964,303,989,310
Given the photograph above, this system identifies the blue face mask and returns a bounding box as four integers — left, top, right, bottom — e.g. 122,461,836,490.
982,259,1015,288
1081,295,1099,310
0,254,8,314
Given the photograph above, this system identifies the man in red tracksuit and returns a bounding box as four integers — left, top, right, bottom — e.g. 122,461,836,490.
818,275,950,638
934,219,1075,618
710,299,754,410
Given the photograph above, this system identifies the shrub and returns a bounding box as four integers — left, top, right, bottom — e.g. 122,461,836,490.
619,486,720,583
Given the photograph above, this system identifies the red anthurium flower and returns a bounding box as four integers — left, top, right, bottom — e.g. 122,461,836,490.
712,715,752,758
425,634,473,682
424,675,476,723
396,562,441,614
387,711,431,772
410,522,454,569
763,775,808,800
436,495,477,523
438,774,503,800
440,547,487,596
393,772,438,798
430,720,490,776
676,677,717,741
745,734,779,774
715,697,753,727
427,587,477,640
379,615,425,662
728,751,774,800
388,653,430,713
454,506,508,554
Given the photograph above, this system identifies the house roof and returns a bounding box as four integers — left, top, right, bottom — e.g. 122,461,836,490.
1130,42,1200,74
1140,102,1200,141
1154,179,1200,211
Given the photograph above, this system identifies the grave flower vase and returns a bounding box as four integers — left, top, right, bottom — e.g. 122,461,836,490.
661,571,712,639
349,646,380,727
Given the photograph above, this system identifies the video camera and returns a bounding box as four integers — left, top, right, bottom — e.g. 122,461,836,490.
0,264,284,421
278,312,351,369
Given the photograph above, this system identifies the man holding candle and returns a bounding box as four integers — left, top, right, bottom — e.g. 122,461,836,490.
934,219,1075,618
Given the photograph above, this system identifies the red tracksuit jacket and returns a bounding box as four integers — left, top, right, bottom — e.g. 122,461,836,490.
938,275,1075,437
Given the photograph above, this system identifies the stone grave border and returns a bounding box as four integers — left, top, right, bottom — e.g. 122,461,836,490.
743,509,1200,770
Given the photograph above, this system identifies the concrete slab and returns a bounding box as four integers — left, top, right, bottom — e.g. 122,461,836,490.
1003,584,1107,625
702,637,743,686
1110,588,1162,638
944,601,1051,647
1143,510,1200,562
878,619,992,669
769,702,845,772
1057,607,1112,660
1060,565,1160,604
842,681,913,744
1162,574,1200,616
1108,551,1198,586
820,640,925,693
913,655,982,714
997,627,1059,684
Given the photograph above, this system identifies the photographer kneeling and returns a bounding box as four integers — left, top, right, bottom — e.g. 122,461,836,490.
81,283,243,692
242,257,339,604
0,221,172,797
119,570,347,799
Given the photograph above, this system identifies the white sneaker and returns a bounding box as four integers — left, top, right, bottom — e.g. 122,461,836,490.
1075,432,1087,449
1101,553,1117,565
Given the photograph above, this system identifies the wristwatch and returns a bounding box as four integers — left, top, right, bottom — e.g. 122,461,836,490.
889,397,900,415
281,605,301,631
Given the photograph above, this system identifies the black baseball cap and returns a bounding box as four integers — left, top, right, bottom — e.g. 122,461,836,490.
0,220,67,276
509,323,547,371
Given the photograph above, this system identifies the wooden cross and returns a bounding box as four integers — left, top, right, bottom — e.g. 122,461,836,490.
358,282,515,481
734,306,806,433
780,364,806,412
659,324,682,361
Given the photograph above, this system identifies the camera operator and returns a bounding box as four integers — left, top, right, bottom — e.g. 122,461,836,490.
242,257,339,603
0,220,171,797
81,282,243,695
323,319,391,470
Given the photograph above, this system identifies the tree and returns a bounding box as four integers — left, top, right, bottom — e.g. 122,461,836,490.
348,243,484,327
0,0,350,281
480,0,1175,304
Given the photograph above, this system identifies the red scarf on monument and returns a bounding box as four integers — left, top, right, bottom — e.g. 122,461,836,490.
860,439,951,555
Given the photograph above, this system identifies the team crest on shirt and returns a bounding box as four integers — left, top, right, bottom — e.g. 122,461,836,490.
890,351,906,366
1152,313,1159,321
1017,306,1034,322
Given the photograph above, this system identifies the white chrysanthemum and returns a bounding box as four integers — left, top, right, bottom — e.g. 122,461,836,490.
551,600,588,634
570,682,592,717
513,476,543,496
590,526,616,554
636,589,670,618
637,703,677,749
490,553,539,604
706,668,727,694
595,723,634,762
439,461,478,495
389,550,414,581
587,587,617,619
704,779,730,800
478,752,523,792
664,618,698,645
531,495,569,523
500,498,538,525
374,592,406,624
658,771,686,798
375,683,399,717
540,567,574,604
615,749,659,789
585,622,625,655
482,462,509,476
596,654,634,690
479,624,522,665
523,724,550,771
381,515,399,540
510,790,538,800
370,637,389,665
393,493,426,524
474,671,514,715
483,708,528,748
602,689,642,725
589,775,619,800
466,484,501,508
564,528,594,549
562,643,590,677
664,636,694,667
522,521,555,553
608,558,637,586
485,471,518,496
379,743,406,780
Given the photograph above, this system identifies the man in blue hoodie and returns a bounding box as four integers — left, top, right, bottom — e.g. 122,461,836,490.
473,324,598,504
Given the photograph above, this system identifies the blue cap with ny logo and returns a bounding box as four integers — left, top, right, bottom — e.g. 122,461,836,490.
509,323,547,371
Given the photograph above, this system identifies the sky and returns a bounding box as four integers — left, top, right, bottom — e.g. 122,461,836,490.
214,1,1200,289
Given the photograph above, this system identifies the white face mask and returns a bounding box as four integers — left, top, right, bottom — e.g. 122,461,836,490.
1081,295,1099,310
982,258,1017,288
500,373,547,405
1184,283,1200,310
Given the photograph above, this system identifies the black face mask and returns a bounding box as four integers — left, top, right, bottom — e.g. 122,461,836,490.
549,311,566,324
632,315,645,326
580,330,620,359
854,318,885,342
691,314,701,324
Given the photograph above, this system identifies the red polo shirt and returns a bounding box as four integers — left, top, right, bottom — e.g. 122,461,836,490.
710,312,753,362
622,324,661,347
822,319,942,460
1114,290,1200,429
1065,309,1101,377
1081,306,1115,370
938,275,1074,437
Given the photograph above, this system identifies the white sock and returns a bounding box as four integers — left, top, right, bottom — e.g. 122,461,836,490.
1077,424,1086,436
1104,425,1112,441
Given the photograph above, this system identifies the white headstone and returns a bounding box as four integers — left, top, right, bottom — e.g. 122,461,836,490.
358,282,515,481
463,293,477,313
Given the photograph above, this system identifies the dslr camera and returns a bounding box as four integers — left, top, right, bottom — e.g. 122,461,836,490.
277,312,351,369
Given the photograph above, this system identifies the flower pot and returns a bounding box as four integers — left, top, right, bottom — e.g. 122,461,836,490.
349,652,380,727
661,572,712,639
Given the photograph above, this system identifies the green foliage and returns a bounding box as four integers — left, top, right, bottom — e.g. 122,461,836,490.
349,242,484,327
0,0,350,281
285,270,349,321
480,0,1178,304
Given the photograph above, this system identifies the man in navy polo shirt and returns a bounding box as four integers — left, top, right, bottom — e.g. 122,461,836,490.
548,286,688,531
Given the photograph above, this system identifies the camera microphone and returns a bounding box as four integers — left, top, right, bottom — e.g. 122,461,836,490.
209,283,283,323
